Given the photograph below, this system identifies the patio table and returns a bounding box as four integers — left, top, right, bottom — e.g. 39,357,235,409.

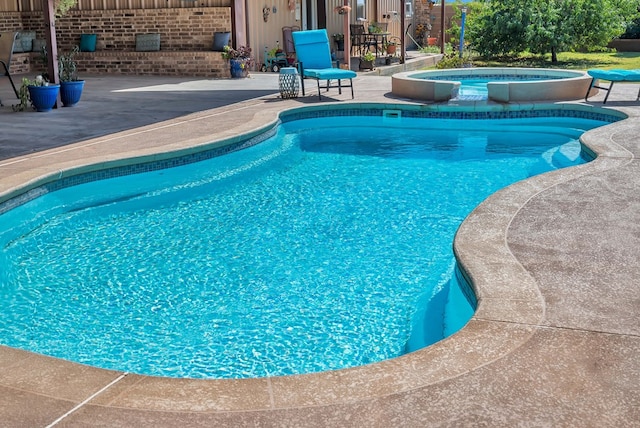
365,32,390,58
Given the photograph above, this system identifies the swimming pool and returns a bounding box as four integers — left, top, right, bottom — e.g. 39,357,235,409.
0,108,616,379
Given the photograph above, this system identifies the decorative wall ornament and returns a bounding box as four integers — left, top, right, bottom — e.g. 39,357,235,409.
334,5,351,15
263,6,270,22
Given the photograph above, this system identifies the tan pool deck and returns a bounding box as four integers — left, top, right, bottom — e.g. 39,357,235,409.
0,67,639,427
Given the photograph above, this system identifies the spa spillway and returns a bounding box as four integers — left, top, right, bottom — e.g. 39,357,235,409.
391,67,595,103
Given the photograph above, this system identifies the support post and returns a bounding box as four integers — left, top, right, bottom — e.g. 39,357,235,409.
400,0,405,65
233,0,247,49
343,0,350,70
43,0,60,107
440,0,445,54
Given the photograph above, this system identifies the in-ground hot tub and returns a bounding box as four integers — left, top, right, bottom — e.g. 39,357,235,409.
392,67,596,103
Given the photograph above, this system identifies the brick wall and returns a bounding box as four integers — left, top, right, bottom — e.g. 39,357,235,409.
19,7,231,52
4,7,233,77
77,51,229,77
9,53,33,74
0,12,22,32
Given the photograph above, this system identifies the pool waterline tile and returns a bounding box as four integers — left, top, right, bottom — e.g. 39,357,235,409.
0,105,623,215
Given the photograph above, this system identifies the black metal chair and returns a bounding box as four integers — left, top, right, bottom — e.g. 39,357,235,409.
350,24,368,56
0,32,20,106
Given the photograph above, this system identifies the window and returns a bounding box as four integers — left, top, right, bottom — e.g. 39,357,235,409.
405,1,413,18
356,0,366,21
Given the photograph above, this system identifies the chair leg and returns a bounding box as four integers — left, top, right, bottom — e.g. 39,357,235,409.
7,73,18,98
350,79,354,99
317,80,322,100
338,79,342,95
585,78,596,102
297,62,306,96
585,77,616,104
602,81,614,104
636,85,640,101
1,61,19,99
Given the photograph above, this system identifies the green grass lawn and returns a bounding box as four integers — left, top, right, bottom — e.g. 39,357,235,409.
470,51,640,70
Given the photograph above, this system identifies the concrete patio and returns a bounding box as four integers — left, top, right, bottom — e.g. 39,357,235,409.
0,69,638,427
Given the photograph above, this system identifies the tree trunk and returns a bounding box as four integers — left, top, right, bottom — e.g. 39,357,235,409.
551,47,558,63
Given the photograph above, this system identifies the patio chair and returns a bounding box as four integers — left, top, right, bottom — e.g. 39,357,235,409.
292,29,357,101
282,25,300,66
350,24,367,56
0,31,20,105
585,69,640,104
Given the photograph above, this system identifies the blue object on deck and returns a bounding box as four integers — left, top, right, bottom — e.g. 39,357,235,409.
585,69,640,104
458,8,467,58
292,29,357,100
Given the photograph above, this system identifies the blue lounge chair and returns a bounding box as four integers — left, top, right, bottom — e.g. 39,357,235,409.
585,69,640,104
292,29,357,100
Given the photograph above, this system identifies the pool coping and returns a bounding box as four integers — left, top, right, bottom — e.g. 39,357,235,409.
0,98,638,417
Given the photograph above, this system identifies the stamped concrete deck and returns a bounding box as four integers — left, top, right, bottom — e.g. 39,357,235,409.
0,70,639,427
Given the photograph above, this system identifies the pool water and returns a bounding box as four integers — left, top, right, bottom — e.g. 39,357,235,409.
0,115,604,379
458,79,492,98
436,76,565,100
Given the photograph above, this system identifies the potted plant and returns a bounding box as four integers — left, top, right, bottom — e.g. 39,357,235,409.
58,45,85,107
13,76,60,112
332,33,345,51
222,45,254,78
359,51,375,70
384,41,397,55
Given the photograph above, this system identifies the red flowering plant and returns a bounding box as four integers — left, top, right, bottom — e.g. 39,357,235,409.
221,45,255,68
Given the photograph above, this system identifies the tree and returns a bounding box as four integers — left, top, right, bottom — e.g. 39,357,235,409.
524,0,571,62
465,0,530,58
55,0,78,16
568,0,639,48
466,0,640,62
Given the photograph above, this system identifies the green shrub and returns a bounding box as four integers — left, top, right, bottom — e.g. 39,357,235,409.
621,17,640,39
436,52,473,69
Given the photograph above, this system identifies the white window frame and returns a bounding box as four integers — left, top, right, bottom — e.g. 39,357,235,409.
356,0,366,21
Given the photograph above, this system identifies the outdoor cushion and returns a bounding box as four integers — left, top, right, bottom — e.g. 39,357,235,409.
80,34,97,52
587,69,640,81
212,32,230,52
585,69,640,104
303,68,357,80
136,33,160,52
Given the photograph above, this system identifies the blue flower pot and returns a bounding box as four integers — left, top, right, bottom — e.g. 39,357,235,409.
60,80,85,107
230,59,249,78
28,84,60,112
